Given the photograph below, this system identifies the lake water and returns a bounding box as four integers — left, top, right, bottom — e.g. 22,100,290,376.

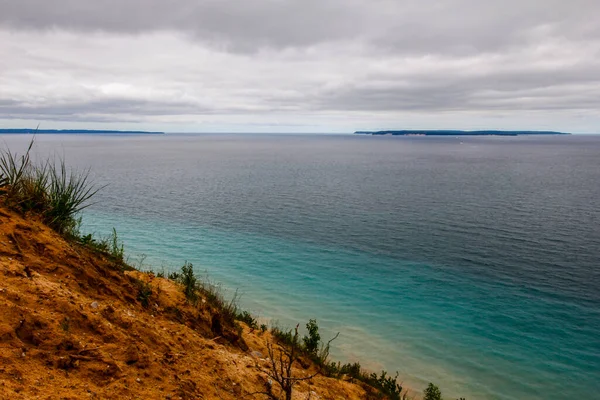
2,133,599,399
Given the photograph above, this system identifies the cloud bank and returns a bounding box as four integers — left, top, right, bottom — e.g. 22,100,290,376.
0,0,599,132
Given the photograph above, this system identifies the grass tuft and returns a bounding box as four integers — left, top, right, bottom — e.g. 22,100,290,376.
78,227,125,263
0,139,103,235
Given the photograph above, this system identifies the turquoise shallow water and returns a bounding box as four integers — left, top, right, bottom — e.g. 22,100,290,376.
2,133,600,399
81,210,600,400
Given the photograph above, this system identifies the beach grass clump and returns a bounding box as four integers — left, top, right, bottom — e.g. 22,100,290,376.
169,262,242,326
0,139,101,235
45,161,99,234
271,325,298,348
236,310,258,330
324,361,406,400
195,270,240,326
78,228,125,263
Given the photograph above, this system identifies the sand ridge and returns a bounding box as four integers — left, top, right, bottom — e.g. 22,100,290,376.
0,206,369,399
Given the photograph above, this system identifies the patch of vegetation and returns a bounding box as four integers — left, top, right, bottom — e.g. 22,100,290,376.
77,227,126,265
198,273,240,326
169,262,241,327
136,280,153,308
167,271,181,281
266,324,320,400
271,325,297,348
0,139,102,235
321,360,406,399
59,317,71,333
270,319,412,399
236,310,258,330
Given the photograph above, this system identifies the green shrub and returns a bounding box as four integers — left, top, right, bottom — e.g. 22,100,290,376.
303,319,321,355
323,361,363,380
341,362,362,380
180,262,198,303
424,383,442,400
368,371,404,400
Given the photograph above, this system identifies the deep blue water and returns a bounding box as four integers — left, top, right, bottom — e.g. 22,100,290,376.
2,133,599,399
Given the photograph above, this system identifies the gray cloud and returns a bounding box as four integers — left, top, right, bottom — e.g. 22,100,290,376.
0,0,599,132
0,0,368,52
1,0,597,53
0,97,216,120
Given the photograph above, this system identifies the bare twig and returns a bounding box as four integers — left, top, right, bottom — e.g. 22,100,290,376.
266,324,321,400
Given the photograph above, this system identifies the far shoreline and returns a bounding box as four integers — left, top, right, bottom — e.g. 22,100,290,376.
355,129,571,136
0,128,165,135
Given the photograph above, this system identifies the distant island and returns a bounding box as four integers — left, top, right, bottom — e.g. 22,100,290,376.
355,130,570,136
0,129,164,135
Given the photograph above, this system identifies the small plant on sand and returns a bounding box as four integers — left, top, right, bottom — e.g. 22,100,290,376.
198,273,240,325
108,228,124,262
237,310,258,330
180,261,198,303
136,280,153,308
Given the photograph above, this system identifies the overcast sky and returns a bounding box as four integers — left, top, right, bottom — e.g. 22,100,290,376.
1,0,599,133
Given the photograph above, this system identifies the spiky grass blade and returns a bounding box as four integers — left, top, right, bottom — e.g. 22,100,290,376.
45,159,103,233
